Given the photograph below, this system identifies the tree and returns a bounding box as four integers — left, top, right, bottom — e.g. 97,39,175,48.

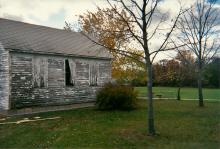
110,48,146,85
175,50,196,100
66,7,146,85
79,0,184,135
111,49,147,85
153,59,180,86
176,0,220,106
153,50,196,88
203,57,220,87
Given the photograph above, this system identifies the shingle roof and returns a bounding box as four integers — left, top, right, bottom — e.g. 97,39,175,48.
0,18,112,59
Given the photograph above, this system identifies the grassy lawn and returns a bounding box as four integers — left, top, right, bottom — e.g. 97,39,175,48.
135,87,220,100
0,100,220,149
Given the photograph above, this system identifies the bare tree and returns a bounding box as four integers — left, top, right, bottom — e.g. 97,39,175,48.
175,50,196,100
81,0,185,136
176,0,220,107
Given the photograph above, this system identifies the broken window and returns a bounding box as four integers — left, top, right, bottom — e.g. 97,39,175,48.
65,59,75,86
90,63,98,86
33,57,48,88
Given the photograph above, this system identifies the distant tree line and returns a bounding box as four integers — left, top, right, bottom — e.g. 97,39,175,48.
106,50,220,88
203,57,220,88
153,55,220,88
113,50,220,88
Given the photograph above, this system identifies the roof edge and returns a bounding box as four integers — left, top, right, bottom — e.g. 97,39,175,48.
8,49,112,60
0,18,70,32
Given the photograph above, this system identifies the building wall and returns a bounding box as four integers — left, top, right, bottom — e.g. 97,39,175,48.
10,52,111,109
0,43,10,110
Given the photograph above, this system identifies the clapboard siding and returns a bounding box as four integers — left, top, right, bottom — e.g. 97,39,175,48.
48,58,65,88
9,52,111,109
10,54,34,109
0,43,10,110
75,61,90,86
98,62,112,86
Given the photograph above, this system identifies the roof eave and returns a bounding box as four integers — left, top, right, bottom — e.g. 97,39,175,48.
7,49,112,60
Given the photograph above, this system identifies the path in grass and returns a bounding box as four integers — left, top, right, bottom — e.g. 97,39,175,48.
135,87,220,100
0,100,220,149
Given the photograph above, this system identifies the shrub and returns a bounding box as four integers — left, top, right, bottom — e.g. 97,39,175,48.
96,83,138,110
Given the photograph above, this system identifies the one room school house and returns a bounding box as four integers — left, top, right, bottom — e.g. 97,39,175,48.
0,18,112,111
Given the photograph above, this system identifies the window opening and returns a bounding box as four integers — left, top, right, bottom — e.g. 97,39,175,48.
65,59,74,86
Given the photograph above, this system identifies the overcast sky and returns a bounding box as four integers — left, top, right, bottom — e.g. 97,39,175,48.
0,0,109,29
1,0,220,29
0,0,205,28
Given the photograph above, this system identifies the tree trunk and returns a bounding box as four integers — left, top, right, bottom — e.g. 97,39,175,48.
147,63,156,135
197,65,204,107
177,87,181,101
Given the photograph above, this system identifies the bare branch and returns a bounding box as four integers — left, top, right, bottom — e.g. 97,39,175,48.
119,0,143,30
148,14,166,40
130,0,142,11
150,8,185,63
81,32,145,62
106,0,144,47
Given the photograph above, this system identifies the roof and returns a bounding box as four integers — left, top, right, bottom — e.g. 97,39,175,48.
0,18,112,59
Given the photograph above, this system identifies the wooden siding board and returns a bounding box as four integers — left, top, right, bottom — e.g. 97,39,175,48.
10,54,34,108
48,58,64,88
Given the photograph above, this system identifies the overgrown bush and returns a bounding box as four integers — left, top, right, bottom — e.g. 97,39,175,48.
96,83,138,110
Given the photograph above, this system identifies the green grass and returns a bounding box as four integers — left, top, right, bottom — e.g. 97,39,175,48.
0,100,220,149
135,87,220,100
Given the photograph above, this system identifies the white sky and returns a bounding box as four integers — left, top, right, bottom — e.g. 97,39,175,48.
0,0,108,29
0,0,219,61
0,0,198,29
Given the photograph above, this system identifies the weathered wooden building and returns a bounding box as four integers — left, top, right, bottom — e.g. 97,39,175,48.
0,18,112,111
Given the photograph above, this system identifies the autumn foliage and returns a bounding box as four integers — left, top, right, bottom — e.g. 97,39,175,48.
77,7,147,85
153,50,196,87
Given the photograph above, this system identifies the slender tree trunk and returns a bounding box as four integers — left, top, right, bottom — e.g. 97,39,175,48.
177,87,181,101
147,63,156,135
177,66,182,101
197,63,204,107
198,14,204,107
